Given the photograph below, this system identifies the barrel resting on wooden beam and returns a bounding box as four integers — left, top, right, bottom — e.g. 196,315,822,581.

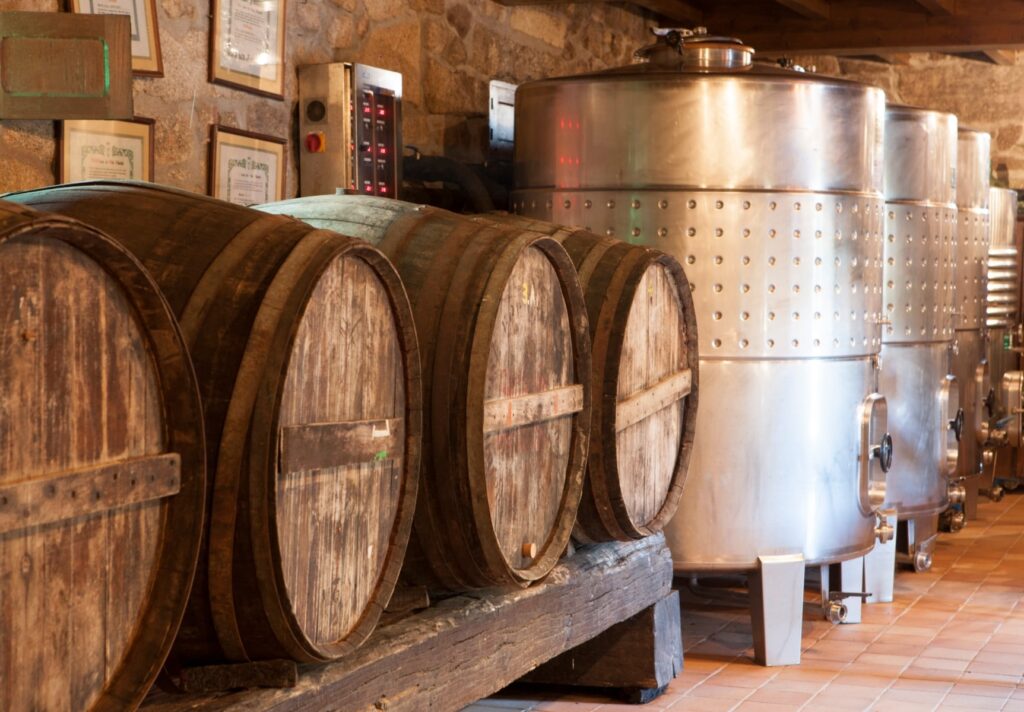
0,453,181,535
616,368,692,432
279,418,403,472
483,383,585,433
141,535,674,712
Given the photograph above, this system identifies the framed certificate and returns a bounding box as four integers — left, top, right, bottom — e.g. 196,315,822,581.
69,0,163,76
210,0,287,99
209,125,286,206
59,118,155,183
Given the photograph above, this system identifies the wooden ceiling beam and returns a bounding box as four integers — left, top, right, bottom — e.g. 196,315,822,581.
775,0,830,19
629,0,703,24
494,0,703,24
913,0,956,14
705,0,1024,55
982,49,1017,64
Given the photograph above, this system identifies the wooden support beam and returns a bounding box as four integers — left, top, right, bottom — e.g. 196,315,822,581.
523,590,684,702
143,535,675,711
913,0,956,14
776,0,830,19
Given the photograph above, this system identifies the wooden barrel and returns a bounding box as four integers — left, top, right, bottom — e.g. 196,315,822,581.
488,215,698,541
258,195,592,589
0,200,205,710
5,183,422,666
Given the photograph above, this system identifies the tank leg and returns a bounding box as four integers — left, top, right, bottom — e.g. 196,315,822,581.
749,554,805,667
864,509,897,603
964,475,980,520
898,517,937,572
821,558,865,624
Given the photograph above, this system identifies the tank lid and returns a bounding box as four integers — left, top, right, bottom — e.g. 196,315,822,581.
634,27,754,70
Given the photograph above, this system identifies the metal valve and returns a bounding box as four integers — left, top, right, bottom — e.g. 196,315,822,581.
872,432,894,473
875,514,894,543
950,407,964,441
947,481,967,504
824,599,848,624
985,388,997,416
913,549,933,573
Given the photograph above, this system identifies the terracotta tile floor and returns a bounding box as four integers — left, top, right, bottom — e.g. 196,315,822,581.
468,492,1024,711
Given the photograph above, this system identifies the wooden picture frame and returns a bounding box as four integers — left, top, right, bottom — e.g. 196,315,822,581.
59,117,156,183
209,0,287,99
209,125,286,206
69,0,163,76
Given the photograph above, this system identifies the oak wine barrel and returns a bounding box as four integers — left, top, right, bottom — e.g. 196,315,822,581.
5,183,422,667
488,215,698,541
258,195,592,589
0,200,206,710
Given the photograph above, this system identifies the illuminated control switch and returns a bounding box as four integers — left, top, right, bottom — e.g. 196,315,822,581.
304,131,326,153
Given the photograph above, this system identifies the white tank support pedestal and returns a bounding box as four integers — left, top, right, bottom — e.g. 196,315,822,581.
749,554,805,667
864,508,898,603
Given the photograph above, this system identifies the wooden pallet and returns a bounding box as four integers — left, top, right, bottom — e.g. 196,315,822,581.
144,534,678,711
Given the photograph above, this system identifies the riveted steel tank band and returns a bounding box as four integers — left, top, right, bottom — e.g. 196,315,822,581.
513,190,885,360
955,129,992,332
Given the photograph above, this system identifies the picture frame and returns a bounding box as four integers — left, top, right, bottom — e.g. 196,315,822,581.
69,0,163,77
209,125,287,206
59,117,156,184
209,0,287,99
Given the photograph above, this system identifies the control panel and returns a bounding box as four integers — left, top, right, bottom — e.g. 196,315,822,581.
298,63,402,198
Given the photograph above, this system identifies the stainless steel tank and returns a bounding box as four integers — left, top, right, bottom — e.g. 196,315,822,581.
982,187,1021,496
987,188,1020,389
879,105,960,563
511,33,892,579
950,128,991,521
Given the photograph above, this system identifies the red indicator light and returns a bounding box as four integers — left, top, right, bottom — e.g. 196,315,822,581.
379,184,389,194
379,146,388,155
377,107,386,116
363,105,372,114
364,183,373,192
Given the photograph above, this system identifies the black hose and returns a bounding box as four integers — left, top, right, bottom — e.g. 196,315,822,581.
403,154,496,213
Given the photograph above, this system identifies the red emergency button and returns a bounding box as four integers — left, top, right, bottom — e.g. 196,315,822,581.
304,132,326,153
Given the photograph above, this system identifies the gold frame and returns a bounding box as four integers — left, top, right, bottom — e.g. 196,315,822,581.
59,117,155,183
69,0,163,76
209,0,287,99
209,125,287,205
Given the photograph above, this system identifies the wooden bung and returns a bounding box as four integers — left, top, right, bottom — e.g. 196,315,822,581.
0,200,206,711
258,195,592,590
4,183,422,668
487,215,699,542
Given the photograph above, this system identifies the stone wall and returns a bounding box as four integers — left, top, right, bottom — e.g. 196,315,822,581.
0,0,649,196
791,53,1024,187
8,4,1024,197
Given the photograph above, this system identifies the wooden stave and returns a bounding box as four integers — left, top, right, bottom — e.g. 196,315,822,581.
256,197,592,590
487,215,699,542
0,200,207,710
3,183,422,665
